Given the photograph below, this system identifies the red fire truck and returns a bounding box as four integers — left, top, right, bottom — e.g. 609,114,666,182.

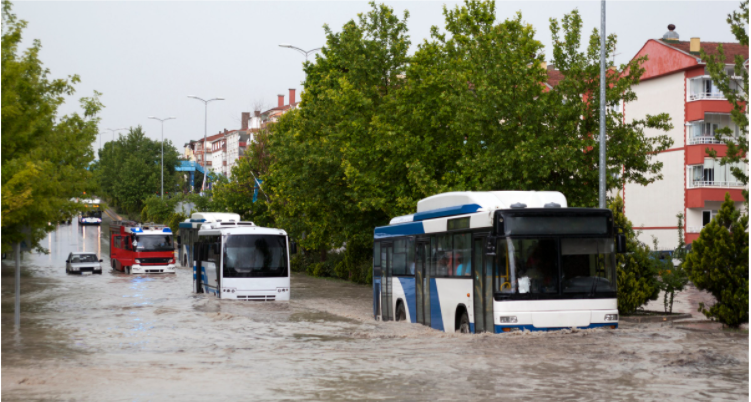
109,221,176,275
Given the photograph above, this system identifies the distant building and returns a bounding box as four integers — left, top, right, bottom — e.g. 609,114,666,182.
261,88,299,126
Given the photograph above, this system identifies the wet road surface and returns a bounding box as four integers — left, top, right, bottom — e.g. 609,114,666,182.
2,221,748,401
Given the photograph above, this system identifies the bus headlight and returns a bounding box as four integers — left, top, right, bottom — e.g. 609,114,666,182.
135,259,141,264
499,316,518,323
604,314,619,321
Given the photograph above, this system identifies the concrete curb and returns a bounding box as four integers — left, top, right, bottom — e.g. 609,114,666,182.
620,312,693,323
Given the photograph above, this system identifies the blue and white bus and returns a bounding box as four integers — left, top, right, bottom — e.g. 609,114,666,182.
373,191,624,333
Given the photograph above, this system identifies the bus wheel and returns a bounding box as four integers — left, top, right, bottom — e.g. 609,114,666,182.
395,302,406,322
456,310,470,334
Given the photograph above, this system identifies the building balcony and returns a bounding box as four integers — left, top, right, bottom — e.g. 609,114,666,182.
688,91,727,101
688,180,745,189
687,135,723,145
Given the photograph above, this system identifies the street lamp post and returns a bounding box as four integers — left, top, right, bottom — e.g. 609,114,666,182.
148,116,176,199
278,43,322,62
105,127,127,160
187,96,224,193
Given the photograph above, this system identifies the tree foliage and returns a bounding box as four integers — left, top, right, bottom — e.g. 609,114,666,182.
1,1,103,252
95,126,181,214
211,129,274,227
701,0,749,201
656,213,689,314
610,195,660,314
214,1,674,285
684,193,749,327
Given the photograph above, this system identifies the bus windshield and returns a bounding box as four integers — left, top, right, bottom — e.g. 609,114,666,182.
83,210,102,218
223,235,288,278
135,235,174,252
495,237,615,297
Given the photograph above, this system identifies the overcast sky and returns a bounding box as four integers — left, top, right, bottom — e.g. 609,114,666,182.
14,1,742,153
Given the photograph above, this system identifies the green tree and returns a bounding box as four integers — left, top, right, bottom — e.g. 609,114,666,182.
211,129,275,227
609,195,660,314
1,1,103,252
96,126,181,214
684,193,748,327
701,0,748,201
265,1,409,278
653,216,689,314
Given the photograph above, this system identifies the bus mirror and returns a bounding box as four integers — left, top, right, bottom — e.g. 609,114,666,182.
615,234,627,254
176,236,181,245
484,236,497,256
290,242,298,254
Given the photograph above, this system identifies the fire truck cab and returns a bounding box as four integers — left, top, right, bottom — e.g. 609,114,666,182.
110,221,176,275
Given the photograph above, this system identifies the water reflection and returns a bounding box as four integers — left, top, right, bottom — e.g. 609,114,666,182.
1,221,747,401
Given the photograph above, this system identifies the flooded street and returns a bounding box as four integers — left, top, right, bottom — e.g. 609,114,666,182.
2,221,748,401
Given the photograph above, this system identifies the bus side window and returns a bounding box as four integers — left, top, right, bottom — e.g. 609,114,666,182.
434,234,451,277
452,233,471,277
393,238,407,275
373,242,381,277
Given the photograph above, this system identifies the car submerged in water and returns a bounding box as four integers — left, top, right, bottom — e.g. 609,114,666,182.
65,252,103,275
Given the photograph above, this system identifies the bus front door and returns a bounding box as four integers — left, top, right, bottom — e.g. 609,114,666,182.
415,240,430,327
380,242,392,321
472,235,495,333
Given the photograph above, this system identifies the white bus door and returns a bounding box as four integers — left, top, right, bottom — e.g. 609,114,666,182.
415,240,430,327
472,235,494,333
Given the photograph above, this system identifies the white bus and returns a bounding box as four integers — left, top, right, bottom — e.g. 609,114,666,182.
373,191,624,333
78,198,102,225
190,213,291,301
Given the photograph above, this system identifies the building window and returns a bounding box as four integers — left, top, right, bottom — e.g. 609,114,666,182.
688,159,747,188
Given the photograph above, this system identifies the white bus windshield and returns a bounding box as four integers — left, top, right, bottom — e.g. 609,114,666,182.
495,237,616,296
135,235,174,251
223,235,288,278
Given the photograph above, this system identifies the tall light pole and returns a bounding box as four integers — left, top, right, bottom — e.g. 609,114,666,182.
187,96,224,192
278,43,322,62
148,116,176,199
598,0,607,209
105,128,127,160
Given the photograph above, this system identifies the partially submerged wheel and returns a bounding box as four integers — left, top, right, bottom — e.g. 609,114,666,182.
456,311,470,334
395,302,407,322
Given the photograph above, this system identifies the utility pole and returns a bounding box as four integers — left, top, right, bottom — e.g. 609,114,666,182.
187,96,224,193
598,0,607,209
148,116,176,199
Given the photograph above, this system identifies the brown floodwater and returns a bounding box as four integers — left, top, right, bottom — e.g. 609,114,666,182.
2,220,748,401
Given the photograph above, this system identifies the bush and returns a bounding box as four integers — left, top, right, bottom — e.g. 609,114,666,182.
610,195,661,314
684,193,748,328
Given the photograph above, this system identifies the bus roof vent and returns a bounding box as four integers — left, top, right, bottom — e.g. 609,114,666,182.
544,202,561,208
237,221,255,226
510,202,527,209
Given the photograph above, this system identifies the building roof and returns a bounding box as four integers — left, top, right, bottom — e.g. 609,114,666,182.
658,40,748,64
546,69,565,87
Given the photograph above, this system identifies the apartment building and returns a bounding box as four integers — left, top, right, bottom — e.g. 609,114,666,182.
622,25,748,249
261,88,299,126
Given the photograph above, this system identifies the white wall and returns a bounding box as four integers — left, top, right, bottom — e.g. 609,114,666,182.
628,72,685,147
625,72,687,250
625,150,685,229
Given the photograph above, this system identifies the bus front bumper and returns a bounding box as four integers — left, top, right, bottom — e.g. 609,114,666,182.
130,264,176,274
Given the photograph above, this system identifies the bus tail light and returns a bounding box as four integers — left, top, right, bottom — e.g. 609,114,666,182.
500,316,518,323
604,314,619,321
